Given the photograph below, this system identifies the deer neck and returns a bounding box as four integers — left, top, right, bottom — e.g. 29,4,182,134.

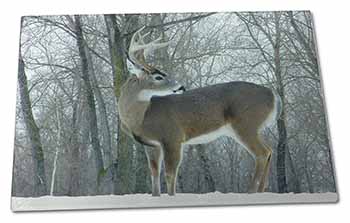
119,93,150,136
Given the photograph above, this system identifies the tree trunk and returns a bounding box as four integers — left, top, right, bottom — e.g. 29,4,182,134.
74,15,104,194
50,102,62,195
85,44,114,194
18,55,48,197
274,13,288,193
304,146,314,193
196,145,215,193
68,95,81,196
134,145,151,193
150,14,171,71
276,102,288,193
104,14,135,194
286,145,301,193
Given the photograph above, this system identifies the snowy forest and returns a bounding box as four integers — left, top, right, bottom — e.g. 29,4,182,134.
12,11,336,197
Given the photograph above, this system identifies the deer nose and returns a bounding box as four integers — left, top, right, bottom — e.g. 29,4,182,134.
178,86,186,92
173,85,186,93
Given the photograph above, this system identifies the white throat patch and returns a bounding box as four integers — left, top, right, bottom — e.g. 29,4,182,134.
137,89,174,101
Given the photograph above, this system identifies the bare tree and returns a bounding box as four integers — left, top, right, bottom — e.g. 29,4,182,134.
74,15,104,193
17,54,48,196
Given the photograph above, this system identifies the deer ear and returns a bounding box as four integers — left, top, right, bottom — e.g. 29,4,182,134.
127,58,147,79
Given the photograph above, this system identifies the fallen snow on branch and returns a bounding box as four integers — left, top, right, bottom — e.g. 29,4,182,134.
11,192,338,212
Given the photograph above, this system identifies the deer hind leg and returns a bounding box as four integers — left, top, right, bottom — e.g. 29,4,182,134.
162,143,182,196
258,141,272,192
231,127,272,193
246,137,272,193
145,147,162,196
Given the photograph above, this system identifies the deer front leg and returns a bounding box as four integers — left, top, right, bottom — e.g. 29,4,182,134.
145,147,162,196
162,143,182,196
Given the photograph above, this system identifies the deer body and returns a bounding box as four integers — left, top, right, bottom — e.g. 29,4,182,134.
118,28,282,196
140,81,276,145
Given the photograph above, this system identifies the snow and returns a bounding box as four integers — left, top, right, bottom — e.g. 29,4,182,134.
11,192,338,212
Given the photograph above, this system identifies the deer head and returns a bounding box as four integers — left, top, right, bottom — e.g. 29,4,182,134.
126,27,185,102
119,27,185,138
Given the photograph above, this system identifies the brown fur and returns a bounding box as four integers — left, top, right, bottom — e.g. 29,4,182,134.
142,82,274,143
119,76,277,195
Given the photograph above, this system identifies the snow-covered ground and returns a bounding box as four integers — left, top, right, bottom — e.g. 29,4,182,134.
11,192,338,212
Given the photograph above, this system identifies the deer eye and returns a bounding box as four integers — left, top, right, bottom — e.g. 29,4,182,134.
154,76,164,81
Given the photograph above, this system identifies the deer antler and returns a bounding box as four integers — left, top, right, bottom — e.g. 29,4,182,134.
128,26,170,74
